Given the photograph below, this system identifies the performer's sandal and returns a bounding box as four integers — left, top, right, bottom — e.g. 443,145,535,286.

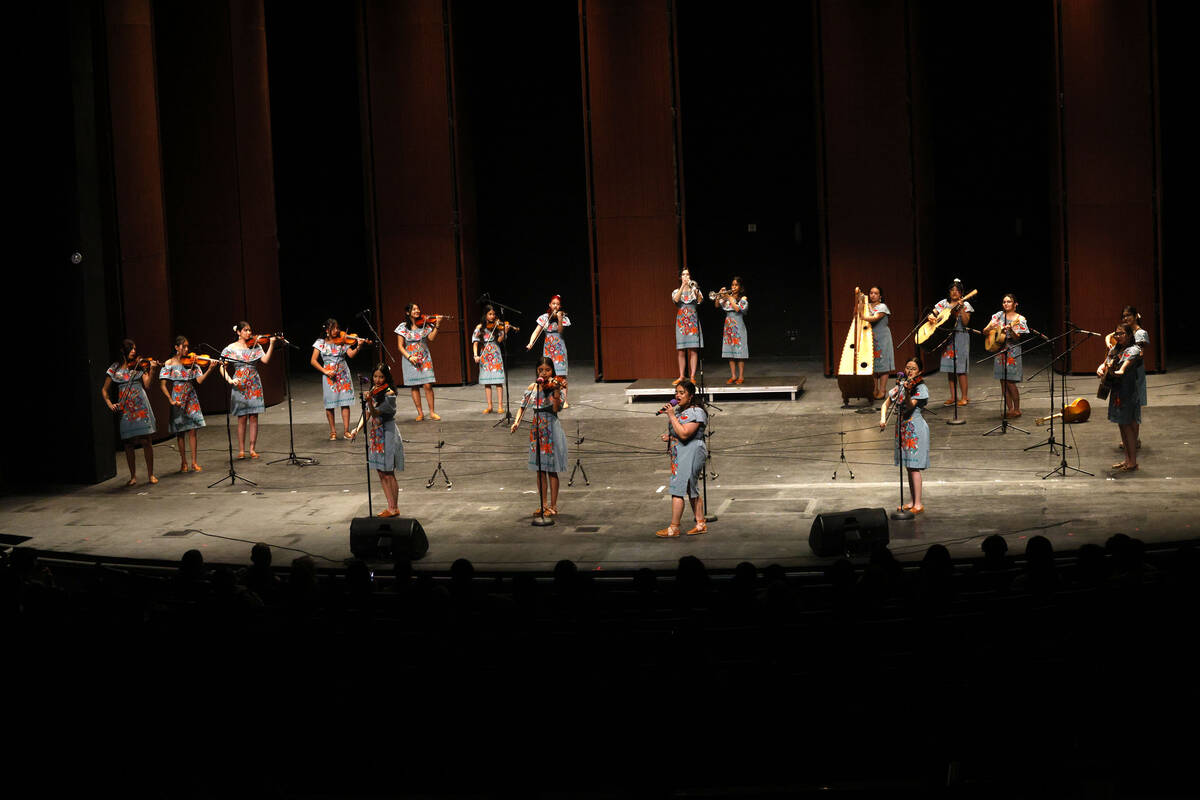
686,521,708,535
191,463,202,472
655,524,682,538
1120,464,1138,472
429,413,441,421
343,432,354,440
329,432,338,441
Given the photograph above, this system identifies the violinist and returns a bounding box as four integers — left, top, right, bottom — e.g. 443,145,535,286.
860,286,893,399
101,338,159,486
672,268,703,386
526,294,571,407
159,335,217,472
311,318,363,440
713,277,749,384
879,358,930,513
394,303,440,421
220,321,276,459
364,363,405,517
981,293,1029,418
930,280,973,406
510,357,568,517
472,305,509,414
1098,324,1142,472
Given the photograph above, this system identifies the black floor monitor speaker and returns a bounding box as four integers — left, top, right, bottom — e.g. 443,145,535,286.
350,517,429,560
809,507,889,557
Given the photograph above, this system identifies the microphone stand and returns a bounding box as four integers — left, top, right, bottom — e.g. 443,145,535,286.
1023,328,1074,456
357,375,374,517
980,339,1029,437
567,420,589,487
425,427,453,489
200,346,255,488
883,377,914,521
356,308,395,366
1030,327,1093,479
941,325,966,426
268,336,317,467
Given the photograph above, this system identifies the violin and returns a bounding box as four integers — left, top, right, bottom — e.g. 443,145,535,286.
485,320,519,333
536,375,568,393
248,332,284,346
126,356,160,370
329,332,372,346
180,353,219,368
414,314,452,327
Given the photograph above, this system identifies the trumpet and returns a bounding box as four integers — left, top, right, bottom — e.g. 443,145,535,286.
708,287,730,301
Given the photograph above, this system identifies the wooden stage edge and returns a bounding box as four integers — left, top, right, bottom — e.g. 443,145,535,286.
624,375,807,403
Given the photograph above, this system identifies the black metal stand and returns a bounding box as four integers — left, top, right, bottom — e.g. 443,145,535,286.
531,387,554,527
1032,328,1092,479
982,338,1030,437
831,422,855,480
358,378,374,516
942,325,967,426
884,379,914,521
695,343,719,523
209,393,255,489
567,421,589,487
425,430,453,489
492,324,515,429
269,338,317,466
1023,328,1072,456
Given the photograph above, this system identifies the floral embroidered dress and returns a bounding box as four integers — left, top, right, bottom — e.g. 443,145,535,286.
312,339,355,410
1107,344,1143,425
367,391,405,472
1134,328,1149,407
720,296,750,360
536,313,571,375
668,405,707,498
522,386,568,473
869,302,894,373
674,285,704,349
221,344,266,417
889,381,930,470
988,311,1030,381
472,325,506,385
933,298,974,374
107,363,156,440
159,363,205,433
394,323,436,386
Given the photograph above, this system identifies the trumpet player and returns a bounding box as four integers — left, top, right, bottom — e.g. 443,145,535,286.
672,268,704,385
712,277,749,384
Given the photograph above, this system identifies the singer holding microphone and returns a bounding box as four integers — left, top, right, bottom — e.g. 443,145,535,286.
655,379,708,537
879,358,929,513
510,357,568,516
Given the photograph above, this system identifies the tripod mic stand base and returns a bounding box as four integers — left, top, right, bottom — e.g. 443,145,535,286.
268,454,318,466
890,509,915,521
531,515,555,527
946,418,967,426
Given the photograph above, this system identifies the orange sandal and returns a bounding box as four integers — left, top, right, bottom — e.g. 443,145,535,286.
655,524,682,538
686,521,708,535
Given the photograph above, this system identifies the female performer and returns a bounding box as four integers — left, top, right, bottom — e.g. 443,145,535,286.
364,363,405,517
473,305,509,414
714,277,749,384
220,322,276,459
982,293,1029,418
509,357,568,517
930,281,973,406
159,335,217,472
861,286,894,399
655,378,708,537
1106,306,1148,451
879,358,929,513
102,339,159,486
394,303,441,421
526,295,570,407
311,318,362,440
1098,324,1142,471
672,268,704,385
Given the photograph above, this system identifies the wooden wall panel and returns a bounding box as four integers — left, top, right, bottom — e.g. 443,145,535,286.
1055,0,1162,372
814,0,920,375
581,0,683,380
156,0,285,411
104,0,172,434
361,0,474,383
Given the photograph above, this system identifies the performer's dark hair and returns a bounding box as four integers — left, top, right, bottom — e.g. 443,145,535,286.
479,304,495,328
174,335,188,348
323,318,338,336
677,378,698,407
1003,293,1018,306
119,338,137,361
1121,305,1141,322
233,320,251,335
404,303,420,325
1115,323,1135,341
731,276,745,299
536,356,557,376
374,362,397,392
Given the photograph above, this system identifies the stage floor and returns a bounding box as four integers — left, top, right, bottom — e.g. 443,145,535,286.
3,356,1198,570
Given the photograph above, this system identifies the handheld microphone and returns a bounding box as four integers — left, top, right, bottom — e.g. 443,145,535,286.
656,397,680,416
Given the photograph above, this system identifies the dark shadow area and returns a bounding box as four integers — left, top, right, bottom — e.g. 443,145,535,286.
452,0,591,374
677,0,821,359
264,0,371,373
912,3,1054,328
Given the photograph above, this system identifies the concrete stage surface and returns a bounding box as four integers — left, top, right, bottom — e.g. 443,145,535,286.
3,356,1197,571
